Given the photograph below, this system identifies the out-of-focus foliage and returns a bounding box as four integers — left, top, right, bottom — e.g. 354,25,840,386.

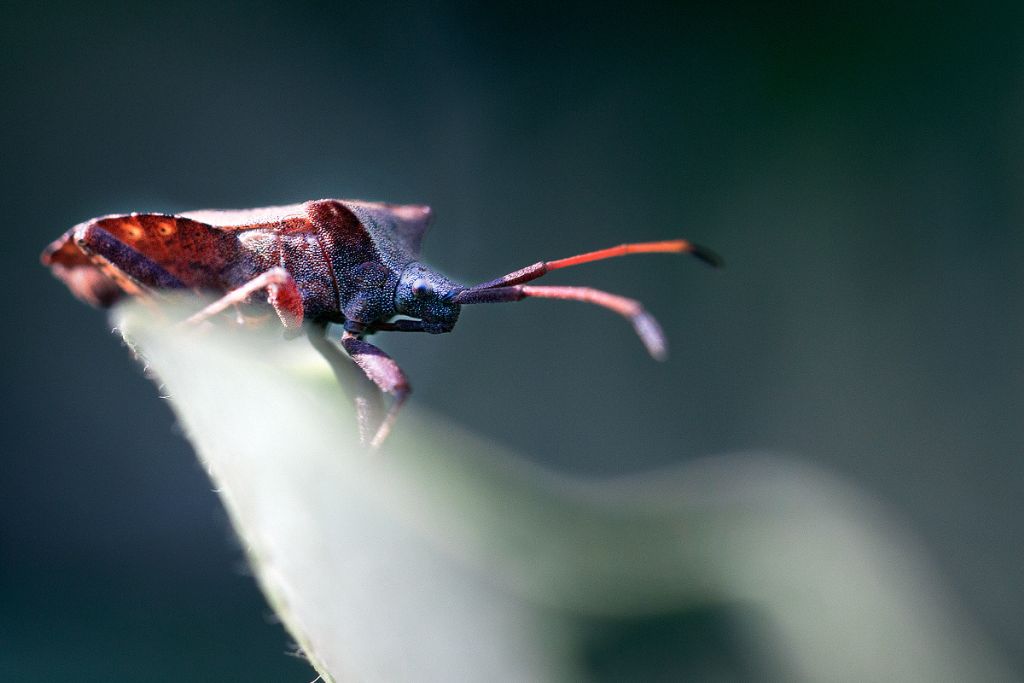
119,300,1012,682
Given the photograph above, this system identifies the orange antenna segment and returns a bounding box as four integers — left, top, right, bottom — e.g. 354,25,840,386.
466,239,721,291
547,239,694,270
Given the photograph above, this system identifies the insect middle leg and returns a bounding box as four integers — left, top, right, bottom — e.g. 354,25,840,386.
185,267,304,329
339,331,411,448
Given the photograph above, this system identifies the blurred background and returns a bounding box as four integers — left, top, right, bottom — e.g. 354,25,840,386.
1,1,1022,680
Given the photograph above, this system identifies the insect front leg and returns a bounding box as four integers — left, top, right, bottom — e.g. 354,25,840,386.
185,267,304,329
368,319,428,333
339,331,411,448
307,329,386,445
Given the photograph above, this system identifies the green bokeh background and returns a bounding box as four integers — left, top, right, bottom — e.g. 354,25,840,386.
1,1,1022,680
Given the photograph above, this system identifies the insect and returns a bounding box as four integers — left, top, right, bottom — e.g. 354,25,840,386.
42,199,721,447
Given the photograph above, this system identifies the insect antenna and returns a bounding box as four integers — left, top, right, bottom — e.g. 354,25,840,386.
452,238,721,359
463,239,722,291
453,284,669,360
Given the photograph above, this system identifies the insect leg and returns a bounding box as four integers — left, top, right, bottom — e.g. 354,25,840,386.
454,284,668,360
467,240,721,289
74,223,185,298
369,320,427,333
307,328,387,445
339,331,410,448
185,267,304,329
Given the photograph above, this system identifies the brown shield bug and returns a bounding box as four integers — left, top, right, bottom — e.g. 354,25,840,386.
42,199,721,447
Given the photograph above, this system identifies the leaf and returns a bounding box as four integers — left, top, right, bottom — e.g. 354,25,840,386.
117,300,1012,682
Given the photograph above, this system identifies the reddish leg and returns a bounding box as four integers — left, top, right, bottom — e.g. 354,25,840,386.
185,267,304,329
468,239,721,290
455,284,668,360
340,331,411,448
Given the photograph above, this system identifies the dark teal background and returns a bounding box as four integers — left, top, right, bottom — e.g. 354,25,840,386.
2,1,1022,680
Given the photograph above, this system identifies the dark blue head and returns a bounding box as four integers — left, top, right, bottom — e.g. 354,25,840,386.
394,262,464,333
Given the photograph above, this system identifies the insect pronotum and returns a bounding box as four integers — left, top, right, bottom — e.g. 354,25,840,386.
42,199,721,446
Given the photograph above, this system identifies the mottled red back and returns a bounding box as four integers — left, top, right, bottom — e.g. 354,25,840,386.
42,199,435,310
42,213,241,306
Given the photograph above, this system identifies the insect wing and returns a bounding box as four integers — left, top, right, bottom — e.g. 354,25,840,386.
42,213,241,305
341,200,433,259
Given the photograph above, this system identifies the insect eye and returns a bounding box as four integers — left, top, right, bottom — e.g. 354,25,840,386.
412,278,433,298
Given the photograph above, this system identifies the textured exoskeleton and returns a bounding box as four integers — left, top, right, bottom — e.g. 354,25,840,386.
43,199,720,446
